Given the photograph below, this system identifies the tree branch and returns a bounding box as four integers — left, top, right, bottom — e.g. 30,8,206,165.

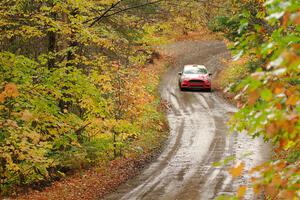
88,0,164,27
88,0,124,27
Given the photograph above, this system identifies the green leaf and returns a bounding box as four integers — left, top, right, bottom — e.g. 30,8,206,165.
261,89,273,101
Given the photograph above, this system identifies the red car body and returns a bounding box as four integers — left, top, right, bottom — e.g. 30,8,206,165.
178,65,211,91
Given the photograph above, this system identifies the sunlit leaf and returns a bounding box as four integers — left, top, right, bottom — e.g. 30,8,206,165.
237,186,247,198
229,162,245,178
286,95,299,106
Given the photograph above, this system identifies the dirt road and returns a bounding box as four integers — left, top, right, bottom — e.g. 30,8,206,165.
103,40,270,200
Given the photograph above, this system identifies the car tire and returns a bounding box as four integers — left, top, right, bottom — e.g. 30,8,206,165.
179,85,185,91
178,82,184,91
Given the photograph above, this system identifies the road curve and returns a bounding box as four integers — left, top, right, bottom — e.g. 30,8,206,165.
103,41,270,200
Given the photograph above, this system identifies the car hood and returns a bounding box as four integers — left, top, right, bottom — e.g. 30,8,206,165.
181,74,209,80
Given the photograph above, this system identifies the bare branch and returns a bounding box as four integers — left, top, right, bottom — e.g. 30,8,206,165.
88,0,125,27
88,0,164,27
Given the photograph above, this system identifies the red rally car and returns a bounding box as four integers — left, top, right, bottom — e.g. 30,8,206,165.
178,64,212,91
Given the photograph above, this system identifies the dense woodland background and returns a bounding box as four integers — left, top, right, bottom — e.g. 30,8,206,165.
0,0,224,196
0,0,299,199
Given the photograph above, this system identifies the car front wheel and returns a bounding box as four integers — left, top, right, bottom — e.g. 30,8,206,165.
178,82,183,91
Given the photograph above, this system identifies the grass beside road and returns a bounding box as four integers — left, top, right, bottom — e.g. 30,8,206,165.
214,53,251,102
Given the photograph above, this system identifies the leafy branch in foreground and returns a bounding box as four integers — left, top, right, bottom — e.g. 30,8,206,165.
211,0,300,198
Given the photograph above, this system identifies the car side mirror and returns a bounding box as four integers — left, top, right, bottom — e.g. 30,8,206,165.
209,73,212,76
178,72,182,75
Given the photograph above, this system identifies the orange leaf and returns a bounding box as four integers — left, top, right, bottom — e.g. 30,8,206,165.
274,87,284,95
4,83,19,98
237,185,247,198
229,162,245,178
275,161,286,171
282,12,290,27
0,93,5,103
286,95,299,106
266,123,278,137
275,103,282,110
274,147,281,154
253,185,261,194
265,186,279,199
259,27,266,34
278,190,296,199
293,12,300,25
271,174,281,187
285,86,297,97
292,43,300,50
248,91,259,105
279,139,288,149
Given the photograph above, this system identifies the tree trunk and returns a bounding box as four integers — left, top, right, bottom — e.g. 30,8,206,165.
47,30,56,68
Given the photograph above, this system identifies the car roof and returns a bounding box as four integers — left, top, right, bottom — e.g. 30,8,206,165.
183,64,207,69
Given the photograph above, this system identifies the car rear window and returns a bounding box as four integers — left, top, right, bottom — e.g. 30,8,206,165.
183,68,207,74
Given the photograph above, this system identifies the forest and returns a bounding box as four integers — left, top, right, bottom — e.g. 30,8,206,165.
0,0,299,199
0,0,222,196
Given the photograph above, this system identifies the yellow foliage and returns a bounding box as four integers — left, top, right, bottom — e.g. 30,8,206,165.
237,186,247,199
229,162,245,178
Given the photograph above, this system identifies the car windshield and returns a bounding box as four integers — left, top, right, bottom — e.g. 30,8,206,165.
183,67,207,74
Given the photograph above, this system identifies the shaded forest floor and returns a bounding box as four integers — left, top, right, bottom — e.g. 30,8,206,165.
12,153,161,200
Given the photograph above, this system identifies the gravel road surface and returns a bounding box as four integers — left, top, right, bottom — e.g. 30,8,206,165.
103,40,270,200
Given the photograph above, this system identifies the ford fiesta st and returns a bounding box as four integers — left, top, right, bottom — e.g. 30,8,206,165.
178,65,212,91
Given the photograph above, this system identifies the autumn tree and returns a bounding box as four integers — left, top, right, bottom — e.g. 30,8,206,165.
210,0,300,198
0,0,219,195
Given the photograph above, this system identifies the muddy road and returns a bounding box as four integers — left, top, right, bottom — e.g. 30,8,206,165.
103,40,270,200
